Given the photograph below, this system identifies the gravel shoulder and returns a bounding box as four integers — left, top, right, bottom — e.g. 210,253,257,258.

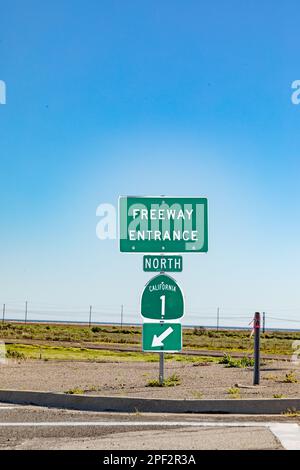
0,359,299,399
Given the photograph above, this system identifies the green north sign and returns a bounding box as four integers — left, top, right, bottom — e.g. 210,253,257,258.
119,196,208,253
142,322,182,352
141,274,184,321
143,255,183,272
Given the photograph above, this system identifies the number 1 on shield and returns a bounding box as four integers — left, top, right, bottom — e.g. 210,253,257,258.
160,295,165,319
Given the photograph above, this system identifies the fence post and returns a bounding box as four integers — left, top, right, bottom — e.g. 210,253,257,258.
2,304,5,323
89,305,92,328
253,312,261,385
120,304,123,329
25,301,28,324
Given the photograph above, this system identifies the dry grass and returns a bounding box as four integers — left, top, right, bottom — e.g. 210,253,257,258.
4,343,219,363
0,322,298,355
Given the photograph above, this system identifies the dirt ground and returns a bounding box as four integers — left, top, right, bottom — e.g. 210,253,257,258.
0,359,299,399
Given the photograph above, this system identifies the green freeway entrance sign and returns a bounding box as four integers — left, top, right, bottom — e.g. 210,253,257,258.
143,255,182,272
142,322,182,352
141,274,184,320
119,196,208,253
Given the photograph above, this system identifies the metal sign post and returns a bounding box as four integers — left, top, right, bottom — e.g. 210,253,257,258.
159,352,164,386
253,312,261,385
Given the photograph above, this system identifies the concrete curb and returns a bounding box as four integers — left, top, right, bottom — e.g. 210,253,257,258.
0,390,299,414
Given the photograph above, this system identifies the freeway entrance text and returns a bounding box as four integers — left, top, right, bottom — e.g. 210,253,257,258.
119,196,208,253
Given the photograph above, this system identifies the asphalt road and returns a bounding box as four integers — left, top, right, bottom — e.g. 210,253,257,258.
0,403,299,450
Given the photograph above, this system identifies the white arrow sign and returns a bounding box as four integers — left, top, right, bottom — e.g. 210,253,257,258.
151,326,174,347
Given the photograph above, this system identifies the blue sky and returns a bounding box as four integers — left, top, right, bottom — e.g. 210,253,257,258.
0,1,300,328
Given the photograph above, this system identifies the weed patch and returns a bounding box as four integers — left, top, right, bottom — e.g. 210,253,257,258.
219,354,254,368
146,373,181,387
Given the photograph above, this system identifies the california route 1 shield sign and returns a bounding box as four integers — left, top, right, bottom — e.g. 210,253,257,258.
141,274,184,321
119,196,208,253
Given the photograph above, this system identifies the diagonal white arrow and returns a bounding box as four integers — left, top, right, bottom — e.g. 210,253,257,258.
151,326,174,347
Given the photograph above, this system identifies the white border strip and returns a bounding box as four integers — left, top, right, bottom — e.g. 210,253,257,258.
269,423,300,450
